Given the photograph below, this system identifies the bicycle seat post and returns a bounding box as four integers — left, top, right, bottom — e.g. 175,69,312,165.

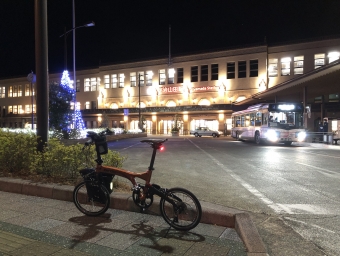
140,139,167,171
148,143,161,171
148,145,158,171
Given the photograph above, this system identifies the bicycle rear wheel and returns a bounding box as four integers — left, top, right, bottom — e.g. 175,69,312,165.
159,187,202,231
73,181,110,216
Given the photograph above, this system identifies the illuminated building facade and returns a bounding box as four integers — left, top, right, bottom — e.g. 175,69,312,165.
0,37,339,134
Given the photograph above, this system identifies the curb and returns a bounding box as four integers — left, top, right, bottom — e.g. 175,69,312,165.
0,177,267,255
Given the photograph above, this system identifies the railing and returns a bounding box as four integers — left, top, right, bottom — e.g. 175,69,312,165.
305,132,339,145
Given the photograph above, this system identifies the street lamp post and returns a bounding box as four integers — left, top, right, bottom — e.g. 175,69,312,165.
60,20,94,127
138,73,141,130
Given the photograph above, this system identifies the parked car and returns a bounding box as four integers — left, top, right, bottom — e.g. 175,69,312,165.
190,127,222,137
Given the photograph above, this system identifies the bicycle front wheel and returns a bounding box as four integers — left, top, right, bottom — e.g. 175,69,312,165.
159,187,202,231
73,181,110,216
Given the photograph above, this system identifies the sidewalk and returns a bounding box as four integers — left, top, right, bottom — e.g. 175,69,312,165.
0,184,267,256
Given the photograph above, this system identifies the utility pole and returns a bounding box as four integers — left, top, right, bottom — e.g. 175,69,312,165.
34,0,49,150
138,73,141,130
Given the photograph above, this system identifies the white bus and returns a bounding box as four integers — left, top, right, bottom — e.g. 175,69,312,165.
231,103,306,145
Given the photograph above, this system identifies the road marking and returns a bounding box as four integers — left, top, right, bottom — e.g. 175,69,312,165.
296,162,339,176
188,139,289,214
120,142,141,151
278,204,334,215
188,139,338,215
298,150,340,159
284,217,336,234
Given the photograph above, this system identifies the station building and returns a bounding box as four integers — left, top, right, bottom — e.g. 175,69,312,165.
0,37,339,134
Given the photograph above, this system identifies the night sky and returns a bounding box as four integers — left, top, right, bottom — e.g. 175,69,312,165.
1,0,340,79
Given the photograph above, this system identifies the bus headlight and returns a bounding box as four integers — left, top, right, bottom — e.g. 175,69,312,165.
297,131,306,142
266,130,279,142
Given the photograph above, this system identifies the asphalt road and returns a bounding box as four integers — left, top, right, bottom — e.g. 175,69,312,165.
108,135,340,256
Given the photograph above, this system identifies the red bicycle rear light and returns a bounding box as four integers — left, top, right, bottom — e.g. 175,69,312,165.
160,146,164,151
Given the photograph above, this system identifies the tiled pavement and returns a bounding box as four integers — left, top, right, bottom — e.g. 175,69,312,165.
0,191,247,255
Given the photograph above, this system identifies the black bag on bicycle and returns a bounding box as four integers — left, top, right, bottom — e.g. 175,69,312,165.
79,168,109,203
94,134,108,155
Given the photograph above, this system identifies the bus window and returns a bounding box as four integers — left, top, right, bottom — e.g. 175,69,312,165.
245,114,250,127
263,114,268,126
255,112,262,126
236,116,241,127
250,113,255,126
241,115,245,127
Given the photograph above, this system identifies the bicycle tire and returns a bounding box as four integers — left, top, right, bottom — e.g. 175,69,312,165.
159,187,202,231
73,181,110,216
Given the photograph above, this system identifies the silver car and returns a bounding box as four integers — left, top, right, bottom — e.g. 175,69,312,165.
190,127,222,137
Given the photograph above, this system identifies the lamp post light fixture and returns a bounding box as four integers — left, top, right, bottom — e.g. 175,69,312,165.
60,21,95,70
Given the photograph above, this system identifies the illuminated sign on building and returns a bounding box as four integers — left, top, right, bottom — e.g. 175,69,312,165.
159,86,218,94
278,104,295,111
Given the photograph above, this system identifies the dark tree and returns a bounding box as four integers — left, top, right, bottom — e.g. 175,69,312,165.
49,80,73,132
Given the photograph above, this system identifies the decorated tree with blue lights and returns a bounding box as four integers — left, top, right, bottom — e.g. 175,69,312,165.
49,70,85,138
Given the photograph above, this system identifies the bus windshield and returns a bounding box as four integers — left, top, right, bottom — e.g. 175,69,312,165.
268,111,303,129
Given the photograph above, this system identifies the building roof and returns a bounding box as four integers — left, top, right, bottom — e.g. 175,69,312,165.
235,59,340,105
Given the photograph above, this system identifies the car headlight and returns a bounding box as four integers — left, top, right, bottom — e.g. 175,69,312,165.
297,131,306,141
266,130,279,142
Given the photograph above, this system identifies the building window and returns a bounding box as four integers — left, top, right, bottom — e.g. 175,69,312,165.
238,61,246,78
76,80,80,92
18,85,22,97
119,73,125,88
201,65,208,81
281,57,291,76
268,58,278,77
249,60,258,77
146,71,153,86
104,75,110,89
0,87,5,98
328,51,340,63
168,68,175,84
25,84,30,96
111,74,117,88
294,56,304,75
211,64,218,80
84,78,90,92
159,69,166,85
130,72,136,87
227,62,235,79
8,86,13,97
85,101,90,109
13,105,18,114
329,93,339,102
177,68,183,83
191,66,198,82
90,78,97,91
25,104,35,113
18,105,23,114
138,71,144,86
13,85,18,97
314,53,325,69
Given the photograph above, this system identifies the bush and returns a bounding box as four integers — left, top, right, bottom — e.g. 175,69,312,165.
0,130,126,185
0,129,38,174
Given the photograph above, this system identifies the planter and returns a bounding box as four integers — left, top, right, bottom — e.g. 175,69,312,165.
171,131,179,136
